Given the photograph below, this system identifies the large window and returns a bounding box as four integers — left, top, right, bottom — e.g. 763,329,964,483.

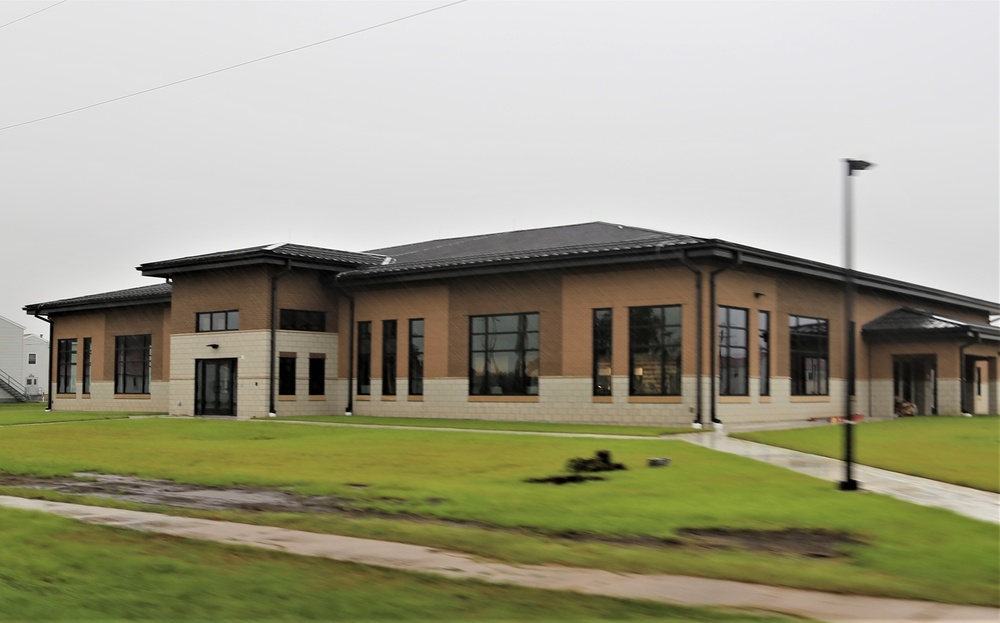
469,313,539,396
197,310,239,332
280,309,325,332
718,306,748,396
382,320,397,396
309,355,325,396
57,339,77,394
758,311,770,396
115,334,151,395
408,319,424,396
629,305,682,396
789,315,829,396
357,321,372,395
82,337,92,395
593,309,612,396
279,355,296,395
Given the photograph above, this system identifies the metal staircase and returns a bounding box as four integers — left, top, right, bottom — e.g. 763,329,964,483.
0,369,29,402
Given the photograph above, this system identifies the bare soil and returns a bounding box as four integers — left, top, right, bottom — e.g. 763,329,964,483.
0,472,861,558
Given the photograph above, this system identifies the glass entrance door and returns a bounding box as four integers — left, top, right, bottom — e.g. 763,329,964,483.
195,358,237,416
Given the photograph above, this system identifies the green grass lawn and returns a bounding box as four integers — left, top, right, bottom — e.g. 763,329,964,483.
0,418,995,607
733,416,1000,492
273,414,695,436
0,402,133,426
1,507,790,622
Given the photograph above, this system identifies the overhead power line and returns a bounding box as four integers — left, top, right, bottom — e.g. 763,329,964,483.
0,0,69,31
0,0,469,133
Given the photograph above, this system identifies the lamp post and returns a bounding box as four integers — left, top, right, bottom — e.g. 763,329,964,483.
840,158,873,491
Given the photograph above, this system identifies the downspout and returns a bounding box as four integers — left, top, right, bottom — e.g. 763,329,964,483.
958,332,980,415
709,252,742,425
678,251,704,428
331,277,356,416
33,313,53,412
269,260,293,417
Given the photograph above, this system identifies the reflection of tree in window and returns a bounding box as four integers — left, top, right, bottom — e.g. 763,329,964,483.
718,306,748,396
629,305,682,396
592,309,612,396
408,319,424,396
115,334,151,394
469,313,539,396
789,315,828,395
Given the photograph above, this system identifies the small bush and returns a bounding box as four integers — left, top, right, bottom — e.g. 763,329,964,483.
566,450,626,473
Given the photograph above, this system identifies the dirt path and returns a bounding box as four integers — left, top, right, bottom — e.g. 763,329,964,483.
1,495,995,623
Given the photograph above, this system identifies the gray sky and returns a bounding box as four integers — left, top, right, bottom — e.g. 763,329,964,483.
3,0,997,339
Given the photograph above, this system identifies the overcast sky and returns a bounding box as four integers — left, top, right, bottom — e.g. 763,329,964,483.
2,0,997,339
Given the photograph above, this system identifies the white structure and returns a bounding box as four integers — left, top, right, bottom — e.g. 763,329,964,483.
0,314,47,402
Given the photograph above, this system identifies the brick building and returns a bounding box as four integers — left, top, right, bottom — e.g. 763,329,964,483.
24,223,999,426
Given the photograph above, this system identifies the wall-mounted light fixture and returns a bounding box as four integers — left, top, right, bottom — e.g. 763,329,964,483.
207,344,219,349
754,292,765,299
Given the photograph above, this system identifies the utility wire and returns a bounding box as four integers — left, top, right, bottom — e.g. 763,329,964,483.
0,0,69,31
0,0,469,133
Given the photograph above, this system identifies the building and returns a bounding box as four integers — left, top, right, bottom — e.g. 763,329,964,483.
23,222,999,426
0,314,48,402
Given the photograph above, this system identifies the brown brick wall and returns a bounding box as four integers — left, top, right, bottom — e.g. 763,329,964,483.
171,267,272,333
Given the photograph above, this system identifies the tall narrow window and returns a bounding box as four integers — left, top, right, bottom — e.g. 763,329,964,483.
469,313,540,396
593,309,612,396
27,353,36,365
718,306,748,396
309,355,325,396
629,305,682,396
382,320,397,396
115,334,151,395
279,355,296,395
82,337,92,395
758,311,770,396
56,339,77,394
789,315,829,396
357,321,372,395
408,319,424,396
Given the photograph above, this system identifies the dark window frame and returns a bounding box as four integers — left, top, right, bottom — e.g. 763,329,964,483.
382,320,397,396
27,353,36,365
593,308,612,396
82,337,92,395
357,321,372,396
280,309,326,332
114,334,151,395
278,355,296,396
408,318,424,396
718,306,749,396
469,312,540,397
758,311,770,396
196,310,239,332
629,305,683,396
56,338,77,394
308,355,325,396
789,314,829,396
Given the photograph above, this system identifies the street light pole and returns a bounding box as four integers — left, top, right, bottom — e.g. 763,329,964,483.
840,158,873,491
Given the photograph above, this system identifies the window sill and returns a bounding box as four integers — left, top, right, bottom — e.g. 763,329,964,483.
628,395,683,404
114,394,151,400
56,394,76,399
468,395,539,403
278,395,297,402
308,395,326,401
355,395,371,402
381,396,397,402
719,396,751,404
790,395,830,403
407,395,424,402
592,396,613,404
759,396,772,403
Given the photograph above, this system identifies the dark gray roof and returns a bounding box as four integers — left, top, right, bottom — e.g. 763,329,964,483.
863,307,1000,341
25,284,172,315
139,243,386,277
352,222,706,277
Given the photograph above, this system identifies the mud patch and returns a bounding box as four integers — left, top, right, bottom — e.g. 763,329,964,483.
677,528,862,558
525,475,605,485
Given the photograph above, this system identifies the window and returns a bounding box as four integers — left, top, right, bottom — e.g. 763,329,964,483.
357,321,372,395
382,320,397,396
470,313,540,396
309,355,325,396
57,339,77,394
718,306,748,396
27,353,36,365
408,319,424,396
789,315,829,396
115,334,151,395
280,309,325,332
758,311,770,396
279,355,296,395
629,305,682,396
82,337,92,395
593,309,612,396
197,310,239,332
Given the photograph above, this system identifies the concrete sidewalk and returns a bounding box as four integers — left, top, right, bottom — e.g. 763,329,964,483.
678,431,1000,524
0,495,995,623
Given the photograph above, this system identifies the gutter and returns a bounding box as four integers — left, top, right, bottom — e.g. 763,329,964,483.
677,250,704,427
709,252,743,425
31,313,54,412
268,260,293,417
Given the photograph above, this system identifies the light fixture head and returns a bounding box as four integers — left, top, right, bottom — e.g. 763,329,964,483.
845,159,874,175
207,343,219,349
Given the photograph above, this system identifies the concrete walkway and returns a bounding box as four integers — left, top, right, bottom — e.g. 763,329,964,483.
0,495,995,623
678,431,1000,524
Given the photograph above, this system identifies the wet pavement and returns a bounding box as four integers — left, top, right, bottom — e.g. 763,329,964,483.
0,494,996,623
678,430,1000,525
